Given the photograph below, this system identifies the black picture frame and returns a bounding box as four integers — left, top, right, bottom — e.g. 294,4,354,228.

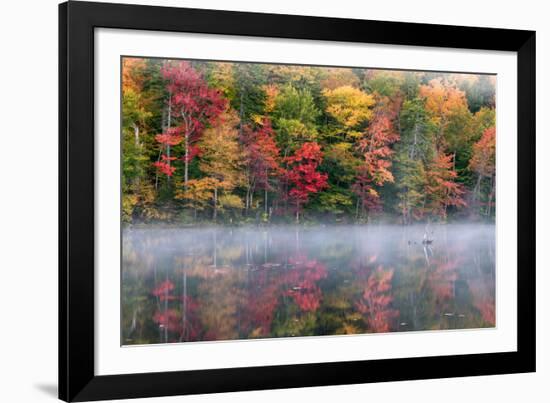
59,1,536,401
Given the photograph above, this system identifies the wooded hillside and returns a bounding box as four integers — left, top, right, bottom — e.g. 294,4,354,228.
122,58,496,224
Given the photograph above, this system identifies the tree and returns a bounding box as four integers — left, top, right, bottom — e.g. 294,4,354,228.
152,128,181,178
363,70,404,98
122,58,152,148
233,63,268,133
120,59,497,225
452,74,496,113
425,152,466,219
174,177,218,219
320,68,360,90
197,110,244,220
317,142,361,217
205,62,237,102
419,78,469,150
272,84,320,155
285,142,328,222
121,58,154,221
352,96,400,220
323,85,375,139
155,61,226,188
241,118,281,215
393,99,436,224
469,127,496,217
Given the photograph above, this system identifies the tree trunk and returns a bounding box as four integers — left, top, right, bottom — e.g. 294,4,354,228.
184,134,189,189
474,174,482,202
133,123,139,147
133,123,141,187
213,187,218,221
486,176,495,216
166,91,172,187
264,168,269,215
166,143,171,186
264,187,268,215
452,151,456,171
154,149,161,190
239,90,244,136
473,174,482,216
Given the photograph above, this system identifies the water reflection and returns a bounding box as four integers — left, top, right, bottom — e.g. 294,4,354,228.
122,224,495,345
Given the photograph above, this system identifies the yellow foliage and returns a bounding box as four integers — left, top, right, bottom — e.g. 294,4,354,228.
218,194,244,211
122,194,138,223
419,78,468,126
263,84,279,113
209,62,235,99
199,109,245,191
122,57,147,94
323,86,375,129
175,178,219,210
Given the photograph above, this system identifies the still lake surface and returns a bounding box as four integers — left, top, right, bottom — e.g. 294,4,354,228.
122,224,495,345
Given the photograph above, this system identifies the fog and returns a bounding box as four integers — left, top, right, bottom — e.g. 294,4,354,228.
122,224,495,344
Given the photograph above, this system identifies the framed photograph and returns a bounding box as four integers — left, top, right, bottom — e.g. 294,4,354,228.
59,1,535,401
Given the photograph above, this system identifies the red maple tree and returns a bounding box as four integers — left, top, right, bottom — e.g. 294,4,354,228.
241,118,281,213
154,61,226,184
284,142,328,222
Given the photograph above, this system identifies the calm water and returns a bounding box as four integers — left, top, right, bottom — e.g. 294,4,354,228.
121,224,495,345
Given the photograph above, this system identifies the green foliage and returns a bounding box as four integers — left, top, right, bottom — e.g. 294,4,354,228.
121,58,496,225
363,70,404,97
315,189,354,215
272,84,319,151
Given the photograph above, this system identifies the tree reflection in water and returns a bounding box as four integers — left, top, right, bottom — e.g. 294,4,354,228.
121,225,495,344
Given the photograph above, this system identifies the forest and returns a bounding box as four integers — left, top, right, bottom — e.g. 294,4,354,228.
122,57,496,225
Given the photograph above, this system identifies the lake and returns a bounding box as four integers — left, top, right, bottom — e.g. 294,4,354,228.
121,224,495,345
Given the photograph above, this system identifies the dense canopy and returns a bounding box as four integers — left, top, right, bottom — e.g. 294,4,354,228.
122,58,496,225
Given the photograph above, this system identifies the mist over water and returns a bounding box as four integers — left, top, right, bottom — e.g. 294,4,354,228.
122,224,495,345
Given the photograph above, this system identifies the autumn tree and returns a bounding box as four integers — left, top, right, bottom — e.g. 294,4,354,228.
121,58,155,221
424,152,466,219
120,59,496,225
241,118,281,215
419,78,469,151
155,61,226,188
196,110,244,220
323,85,375,140
205,62,237,102
285,142,328,222
175,177,218,220
469,127,496,217
352,96,400,220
